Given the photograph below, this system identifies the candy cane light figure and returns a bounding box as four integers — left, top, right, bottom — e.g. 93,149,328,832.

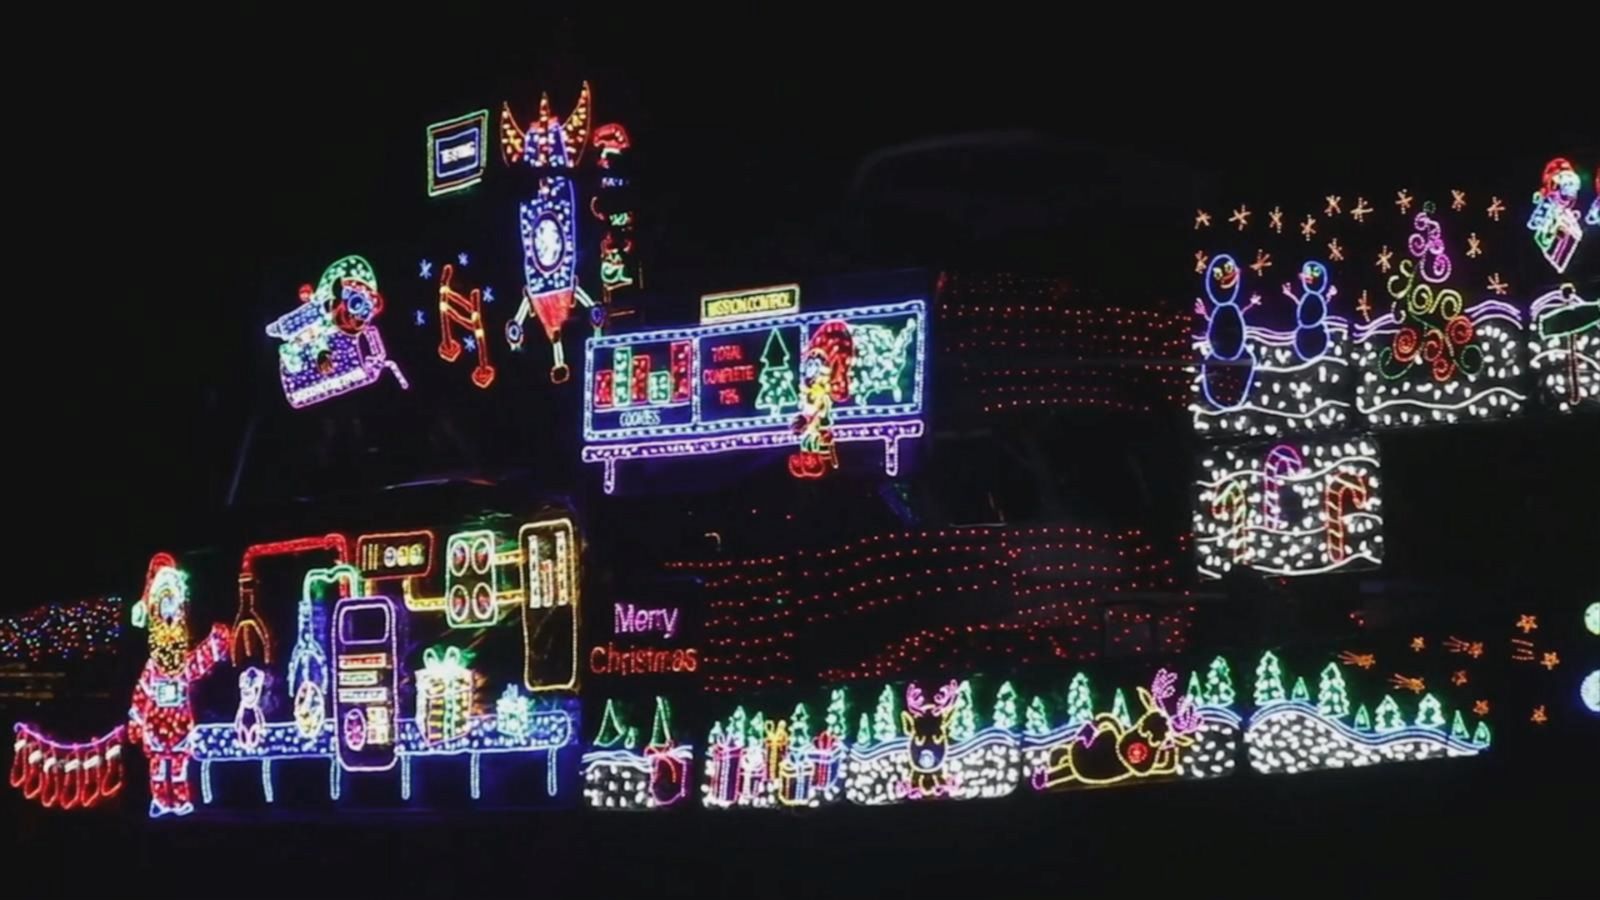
127,555,230,817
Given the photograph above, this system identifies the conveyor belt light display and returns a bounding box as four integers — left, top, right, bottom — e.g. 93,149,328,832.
1195,436,1383,578
582,293,926,492
1245,651,1489,775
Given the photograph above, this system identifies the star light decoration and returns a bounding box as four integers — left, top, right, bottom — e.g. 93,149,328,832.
1324,195,1343,216
1487,274,1509,295
1338,650,1377,670
1250,249,1272,275
1540,651,1560,671
1410,636,1426,652
1356,290,1373,320
1195,209,1213,229
420,259,434,279
1376,246,1394,272
483,287,496,304
1350,197,1372,222
1389,673,1426,694
1466,233,1482,258
1194,251,1209,273
1530,705,1548,725
1300,215,1318,240
1395,190,1414,213
414,310,427,327
1328,238,1345,262
457,252,470,267
1268,206,1285,233
1516,615,1538,634
1230,206,1252,230
1472,700,1490,716
1451,670,1469,686
1485,197,1505,221
1450,190,1467,211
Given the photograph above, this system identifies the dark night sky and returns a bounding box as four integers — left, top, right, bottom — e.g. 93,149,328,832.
8,14,1593,606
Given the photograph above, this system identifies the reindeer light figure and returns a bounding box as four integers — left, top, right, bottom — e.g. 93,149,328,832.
900,680,959,799
1035,669,1200,788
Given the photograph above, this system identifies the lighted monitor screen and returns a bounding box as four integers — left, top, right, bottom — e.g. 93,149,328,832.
581,300,927,492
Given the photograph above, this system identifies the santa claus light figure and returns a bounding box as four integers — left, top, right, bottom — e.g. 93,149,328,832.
127,555,230,817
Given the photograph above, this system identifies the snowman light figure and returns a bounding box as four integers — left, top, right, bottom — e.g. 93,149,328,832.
127,556,230,817
1281,259,1337,362
1197,253,1258,411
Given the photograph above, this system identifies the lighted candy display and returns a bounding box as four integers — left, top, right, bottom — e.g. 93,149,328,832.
9,724,124,810
127,557,231,817
1528,284,1599,412
582,295,926,492
264,256,408,409
1191,255,1356,438
502,84,593,382
844,681,1020,805
1026,666,1238,790
1245,651,1489,775
702,699,846,809
1352,206,1525,426
582,697,692,809
1195,436,1383,578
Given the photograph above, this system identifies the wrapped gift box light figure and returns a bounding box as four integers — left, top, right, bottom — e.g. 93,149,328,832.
418,645,475,746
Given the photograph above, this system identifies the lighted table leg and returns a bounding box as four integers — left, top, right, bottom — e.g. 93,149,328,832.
470,752,481,800
329,759,341,800
883,435,902,476
201,760,213,804
603,459,617,494
546,747,557,796
400,755,412,800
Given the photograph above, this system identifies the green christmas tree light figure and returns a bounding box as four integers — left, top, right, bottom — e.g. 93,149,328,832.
789,703,812,747
1255,651,1287,706
593,698,637,748
1110,688,1132,728
1373,695,1405,734
1450,711,1469,741
748,712,766,753
755,328,800,415
1472,721,1491,746
727,706,748,750
1204,656,1236,708
1290,676,1310,702
1316,662,1351,719
1066,672,1093,725
950,680,977,742
992,681,1019,732
1024,696,1050,737
1186,671,1205,705
1415,694,1445,730
1353,704,1372,731
825,688,848,739
872,684,898,742
708,721,725,746
648,696,675,747
856,712,873,747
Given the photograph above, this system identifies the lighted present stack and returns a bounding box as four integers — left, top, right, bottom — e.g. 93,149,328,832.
417,646,475,746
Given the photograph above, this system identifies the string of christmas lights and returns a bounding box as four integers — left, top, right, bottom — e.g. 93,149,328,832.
0,598,122,664
936,275,1192,413
666,527,1192,691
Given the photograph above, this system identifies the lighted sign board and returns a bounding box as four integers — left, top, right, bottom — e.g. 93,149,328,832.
1194,435,1384,579
426,110,489,197
581,298,927,492
700,284,801,324
1528,284,1599,412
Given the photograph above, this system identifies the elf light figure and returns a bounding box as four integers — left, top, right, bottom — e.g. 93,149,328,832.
1528,157,1584,273
127,556,230,817
788,321,854,479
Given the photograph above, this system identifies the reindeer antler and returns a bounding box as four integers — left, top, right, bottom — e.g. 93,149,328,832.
905,683,927,715
932,680,960,713
1151,669,1179,707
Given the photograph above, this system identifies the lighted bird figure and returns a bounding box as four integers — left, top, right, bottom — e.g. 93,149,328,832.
1282,260,1336,362
502,83,594,382
1197,253,1257,410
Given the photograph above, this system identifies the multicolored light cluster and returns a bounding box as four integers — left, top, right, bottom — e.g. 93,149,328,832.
0,597,121,664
